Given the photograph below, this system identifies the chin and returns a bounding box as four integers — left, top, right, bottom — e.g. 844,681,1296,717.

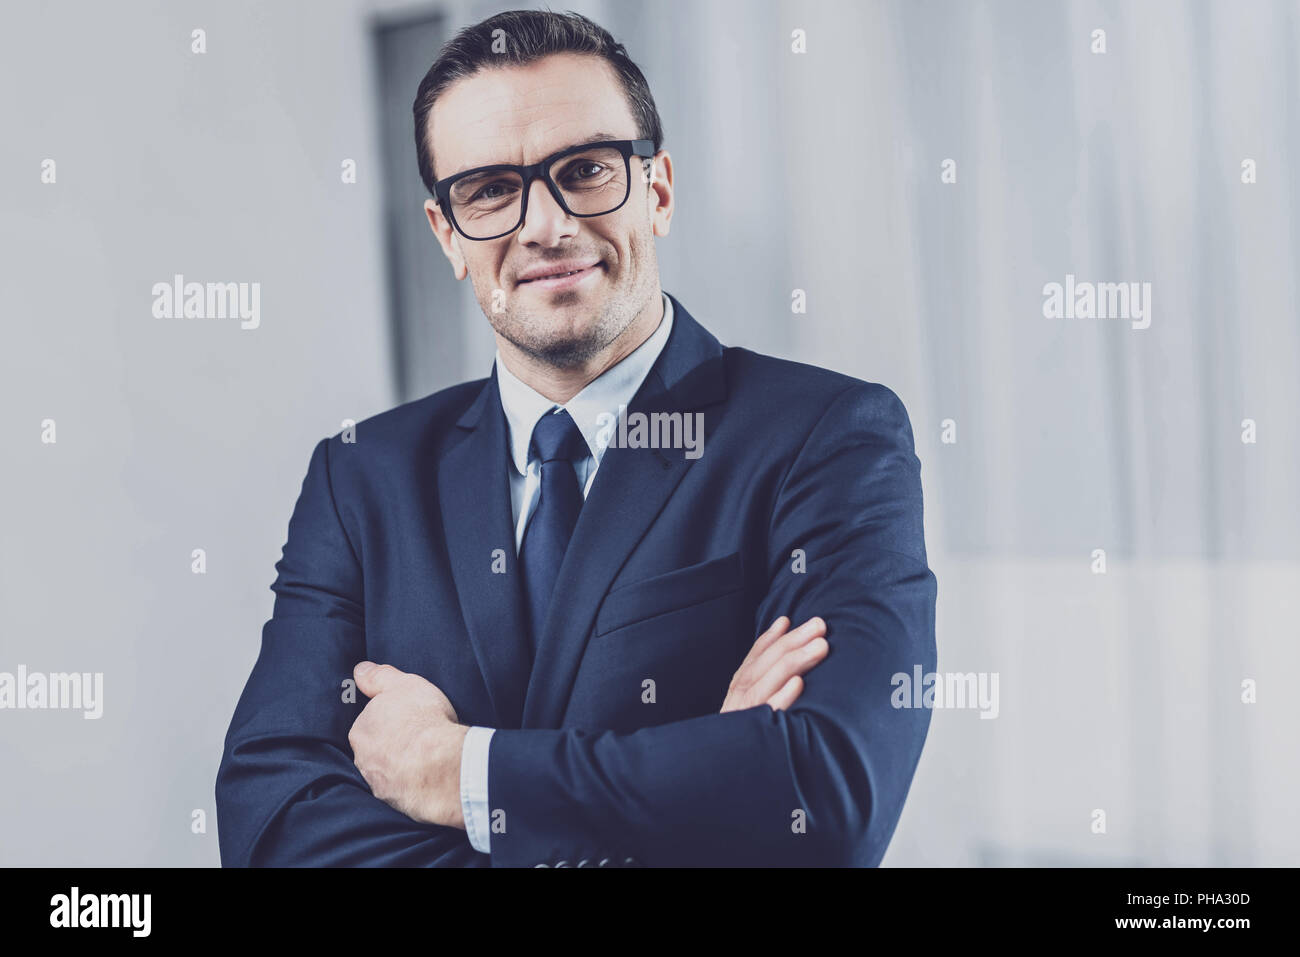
525,333,606,367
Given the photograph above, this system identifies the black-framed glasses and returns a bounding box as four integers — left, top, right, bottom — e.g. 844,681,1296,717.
433,139,656,241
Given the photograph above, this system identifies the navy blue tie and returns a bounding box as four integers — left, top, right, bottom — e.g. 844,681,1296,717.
520,408,587,654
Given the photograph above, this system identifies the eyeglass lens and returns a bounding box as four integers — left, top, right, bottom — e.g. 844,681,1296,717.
447,145,632,239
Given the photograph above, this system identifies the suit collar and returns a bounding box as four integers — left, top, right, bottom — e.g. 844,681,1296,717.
454,291,725,431
493,291,677,477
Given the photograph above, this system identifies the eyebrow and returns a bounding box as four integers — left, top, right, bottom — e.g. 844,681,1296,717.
447,131,629,179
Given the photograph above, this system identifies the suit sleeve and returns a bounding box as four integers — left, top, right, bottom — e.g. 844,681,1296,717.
485,382,938,867
214,437,484,867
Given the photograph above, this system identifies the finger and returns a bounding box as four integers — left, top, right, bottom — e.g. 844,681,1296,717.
728,617,791,695
766,675,804,711
748,616,791,658
746,617,826,686
733,617,790,679
748,636,828,706
353,661,403,697
731,617,823,698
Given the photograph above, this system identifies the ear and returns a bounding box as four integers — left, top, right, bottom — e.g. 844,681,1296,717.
644,149,674,238
425,198,468,280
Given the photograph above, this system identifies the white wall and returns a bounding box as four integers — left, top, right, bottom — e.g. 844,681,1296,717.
1,0,394,865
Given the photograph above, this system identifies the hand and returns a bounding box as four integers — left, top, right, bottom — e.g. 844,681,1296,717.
348,662,469,829
720,616,828,713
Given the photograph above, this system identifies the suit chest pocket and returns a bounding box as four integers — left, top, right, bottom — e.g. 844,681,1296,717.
569,551,750,731
594,551,745,637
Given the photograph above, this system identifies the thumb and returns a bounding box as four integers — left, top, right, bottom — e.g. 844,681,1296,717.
353,661,399,697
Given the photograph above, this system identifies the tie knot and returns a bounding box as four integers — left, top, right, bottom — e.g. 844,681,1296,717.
529,408,586,464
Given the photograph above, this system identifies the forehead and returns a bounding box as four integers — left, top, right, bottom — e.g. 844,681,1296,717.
430,52,638,179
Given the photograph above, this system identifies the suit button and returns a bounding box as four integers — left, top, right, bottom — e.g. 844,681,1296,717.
555,860,569,868
624,856,637,866
597,858,610,867
576,859,589,867
534,863,549,868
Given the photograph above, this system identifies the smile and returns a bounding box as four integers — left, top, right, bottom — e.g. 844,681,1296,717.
519,263,603,290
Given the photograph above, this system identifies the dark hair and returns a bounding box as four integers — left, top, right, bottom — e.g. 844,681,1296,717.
412,9,665,197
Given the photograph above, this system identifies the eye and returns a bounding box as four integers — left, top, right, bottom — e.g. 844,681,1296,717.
558,160,609,186
450,173,521,207
471,182,513,201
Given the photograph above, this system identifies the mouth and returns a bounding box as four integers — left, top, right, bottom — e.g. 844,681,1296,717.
518,262,604,290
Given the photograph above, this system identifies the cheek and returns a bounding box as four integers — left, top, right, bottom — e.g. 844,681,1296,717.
465,262,504,306
624,220,655,262
605,240,636,277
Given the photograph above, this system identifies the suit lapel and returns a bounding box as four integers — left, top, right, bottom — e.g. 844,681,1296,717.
521,295,729,727
438,371,533,729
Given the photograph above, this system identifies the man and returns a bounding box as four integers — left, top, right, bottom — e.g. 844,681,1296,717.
215,9,936,868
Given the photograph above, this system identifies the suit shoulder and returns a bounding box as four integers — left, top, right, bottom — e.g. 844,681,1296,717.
309,376,488,471
356,377,487,438
717,348,920,480
721,346,912,421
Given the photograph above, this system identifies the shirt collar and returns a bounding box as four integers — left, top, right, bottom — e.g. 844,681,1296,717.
496,291,675,476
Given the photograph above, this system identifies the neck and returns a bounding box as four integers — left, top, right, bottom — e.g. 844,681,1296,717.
497,291,664,404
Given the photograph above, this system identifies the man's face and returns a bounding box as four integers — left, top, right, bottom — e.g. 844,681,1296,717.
423,53,672,369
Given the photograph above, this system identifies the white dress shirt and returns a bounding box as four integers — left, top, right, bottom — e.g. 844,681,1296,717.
460,291,675,855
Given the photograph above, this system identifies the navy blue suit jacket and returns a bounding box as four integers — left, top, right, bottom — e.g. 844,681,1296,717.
215,293,937,867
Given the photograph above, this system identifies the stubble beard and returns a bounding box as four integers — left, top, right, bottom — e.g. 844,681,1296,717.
498,289,629,368
483,228,658,371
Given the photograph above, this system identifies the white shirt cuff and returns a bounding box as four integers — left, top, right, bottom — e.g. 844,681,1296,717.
459,725,495,854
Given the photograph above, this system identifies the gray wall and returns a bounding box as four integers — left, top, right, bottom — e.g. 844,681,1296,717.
2,0,1297,866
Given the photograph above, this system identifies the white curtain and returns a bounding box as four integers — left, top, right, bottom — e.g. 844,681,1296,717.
576,0,1300,865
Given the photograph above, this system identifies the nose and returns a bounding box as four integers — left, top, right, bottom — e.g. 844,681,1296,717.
516,177,577,245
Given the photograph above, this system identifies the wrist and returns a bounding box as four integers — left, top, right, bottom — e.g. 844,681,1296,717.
441,723,471,829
